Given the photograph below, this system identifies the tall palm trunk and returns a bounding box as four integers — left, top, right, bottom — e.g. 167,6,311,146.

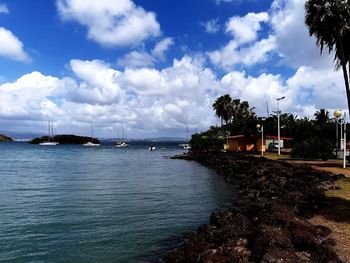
338,38,350,114
341,62,350,113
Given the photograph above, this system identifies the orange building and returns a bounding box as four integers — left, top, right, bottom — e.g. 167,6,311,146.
226,135,255,152
226,134,292,152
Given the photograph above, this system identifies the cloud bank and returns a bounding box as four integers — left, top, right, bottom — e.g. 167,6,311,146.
0,0,346,138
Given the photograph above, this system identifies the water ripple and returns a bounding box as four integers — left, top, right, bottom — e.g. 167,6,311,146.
0,142,236,262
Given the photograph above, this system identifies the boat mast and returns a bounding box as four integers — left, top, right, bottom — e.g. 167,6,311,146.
91,121,93,140
51,121,53,142
48,121,51,142
186,126,189,142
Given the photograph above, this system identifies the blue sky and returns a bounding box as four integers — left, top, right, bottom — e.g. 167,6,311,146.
0,0,346,138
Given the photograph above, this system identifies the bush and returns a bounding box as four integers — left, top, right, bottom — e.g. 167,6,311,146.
190,132,225,151
291,137,333,160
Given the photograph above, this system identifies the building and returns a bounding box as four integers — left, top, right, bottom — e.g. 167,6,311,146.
226,135,255,152
226,134,293,152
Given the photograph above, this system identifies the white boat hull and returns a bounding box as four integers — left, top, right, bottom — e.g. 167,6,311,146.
83,142,100,147
39,142,59,146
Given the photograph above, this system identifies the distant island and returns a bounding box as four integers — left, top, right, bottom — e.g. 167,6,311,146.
29,134,100,144
0,134,13,142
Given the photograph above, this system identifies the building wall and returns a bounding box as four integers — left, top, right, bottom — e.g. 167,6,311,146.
227,138,240,152
227,137,255,152
256,137,266,152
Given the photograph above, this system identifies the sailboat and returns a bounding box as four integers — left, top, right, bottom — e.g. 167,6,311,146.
115,127,128,148
179,126,191,150
83,122,100,147
39,121,59,146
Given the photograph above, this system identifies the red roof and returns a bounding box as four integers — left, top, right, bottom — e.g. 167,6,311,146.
226,134,293,140
266,135,293,141
227,135,245,139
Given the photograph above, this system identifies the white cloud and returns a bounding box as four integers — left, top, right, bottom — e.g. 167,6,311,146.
0,72,61,120
239,36,276,65
117,51,155,68
226,12,269,44
208,36,276,70
0,27,30,62
270,0,333,69
215,0,236,4
117,38,174,68
208,12,274,71
0,0,347,138
220,65,347,119
286,66,345,110
0,56,220,137
0,54,347,137
151,37,174,59
57,0,161,47
0,4,9,14
221,70,287,115
67,59,122,104
201,19,220,34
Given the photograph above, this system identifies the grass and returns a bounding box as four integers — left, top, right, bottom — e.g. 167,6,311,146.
320,179,350,226
254,152,290,160
326,178,350,200
307,177,350,262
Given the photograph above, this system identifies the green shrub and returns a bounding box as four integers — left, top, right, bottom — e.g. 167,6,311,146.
190,133,225,150
291,137,333,160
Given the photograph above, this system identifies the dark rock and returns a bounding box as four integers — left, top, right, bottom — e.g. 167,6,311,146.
161,151,343,262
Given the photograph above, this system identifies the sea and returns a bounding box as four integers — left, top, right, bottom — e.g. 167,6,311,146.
0,141,236,263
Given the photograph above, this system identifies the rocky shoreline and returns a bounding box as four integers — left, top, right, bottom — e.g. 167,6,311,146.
161,150,345,262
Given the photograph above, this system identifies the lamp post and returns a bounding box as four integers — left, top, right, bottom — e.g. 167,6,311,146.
256,124,264,156
276,96,285,155
335,118,338,152
334,110,346,168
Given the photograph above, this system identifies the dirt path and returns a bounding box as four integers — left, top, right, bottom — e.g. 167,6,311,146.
285,159,350,262
286,159,350,178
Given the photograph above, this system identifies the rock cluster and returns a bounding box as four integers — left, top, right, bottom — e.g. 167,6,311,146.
163,151,344,262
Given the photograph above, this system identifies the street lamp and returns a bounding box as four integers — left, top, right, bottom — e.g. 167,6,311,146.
276,96,285,155
256,124,264,156
334,110,346,168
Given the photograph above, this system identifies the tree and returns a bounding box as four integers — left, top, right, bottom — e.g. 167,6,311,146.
212,94,232,125
314,108,330,124
230,99,256,122
305,0,350,112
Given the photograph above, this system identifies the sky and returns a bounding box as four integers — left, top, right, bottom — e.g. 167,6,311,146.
0,0,346,138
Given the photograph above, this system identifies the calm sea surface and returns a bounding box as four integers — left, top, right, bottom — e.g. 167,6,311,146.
0,142,235,263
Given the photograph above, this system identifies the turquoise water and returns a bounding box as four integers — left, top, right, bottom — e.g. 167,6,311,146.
0,142,235,263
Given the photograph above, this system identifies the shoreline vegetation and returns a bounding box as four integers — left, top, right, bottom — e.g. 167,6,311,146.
162,149,346,262
0,134,13,142
29,134,100,144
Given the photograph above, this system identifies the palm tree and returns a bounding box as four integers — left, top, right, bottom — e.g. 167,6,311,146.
314,108,330,124
305,0,350,112
212,94,232,125
230,99,256,122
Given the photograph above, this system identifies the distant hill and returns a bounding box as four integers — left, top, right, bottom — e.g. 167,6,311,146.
0,130,43,139
29,134,100,144
0,134,13,142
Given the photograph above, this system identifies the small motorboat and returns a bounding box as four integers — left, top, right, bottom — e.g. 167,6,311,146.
179,143,191,150
115,141,128,148
148,146,156,151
